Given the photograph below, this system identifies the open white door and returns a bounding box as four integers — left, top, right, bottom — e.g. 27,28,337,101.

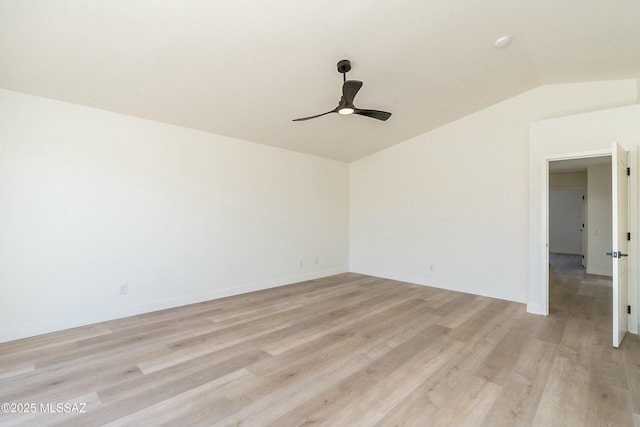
581,191,586,267
612,142,629,348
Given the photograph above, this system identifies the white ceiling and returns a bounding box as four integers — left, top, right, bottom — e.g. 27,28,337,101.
1,1,639,162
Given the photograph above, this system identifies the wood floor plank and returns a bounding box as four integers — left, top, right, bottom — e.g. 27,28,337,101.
325,335,464,427
84,349,271,426
0,362,142,404
480,338,557,427
430,376,503,427
245,297,432,378
623,337,640,414
265,323,453,427
0,324,111,357
585,380,634,427
446,299,516,343
474,317,540,386
535,311,568,344
436,296,493,329
102,369,251,427
100,347,269,405
33,319,206,369
0,363,35,380
212,301,445,425
532,354,589,426
212,336,376,426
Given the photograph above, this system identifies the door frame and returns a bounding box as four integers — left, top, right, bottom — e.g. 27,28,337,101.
540,149,611,316
538,146,638,339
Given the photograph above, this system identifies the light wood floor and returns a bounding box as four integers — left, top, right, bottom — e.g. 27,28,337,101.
1,259,639,426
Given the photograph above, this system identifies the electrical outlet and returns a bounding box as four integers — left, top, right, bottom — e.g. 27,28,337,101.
314,258,318,265
119,284,128,295
299,260,304,267
429,264,435,272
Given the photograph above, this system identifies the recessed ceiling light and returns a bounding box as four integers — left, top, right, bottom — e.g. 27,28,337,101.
494,35,512,49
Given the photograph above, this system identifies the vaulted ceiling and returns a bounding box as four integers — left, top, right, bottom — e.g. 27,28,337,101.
1,1,639,161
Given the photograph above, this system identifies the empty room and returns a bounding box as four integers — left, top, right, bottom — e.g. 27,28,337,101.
2,1,640,426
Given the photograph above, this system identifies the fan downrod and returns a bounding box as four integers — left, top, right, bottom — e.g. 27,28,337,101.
337,59,351,74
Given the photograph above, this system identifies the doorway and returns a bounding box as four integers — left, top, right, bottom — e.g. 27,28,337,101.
548,160,604,319
545,144,629,347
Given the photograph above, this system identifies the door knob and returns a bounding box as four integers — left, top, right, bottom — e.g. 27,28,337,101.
606,251,628,258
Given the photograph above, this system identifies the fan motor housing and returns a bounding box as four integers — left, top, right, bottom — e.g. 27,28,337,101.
337,59,351,74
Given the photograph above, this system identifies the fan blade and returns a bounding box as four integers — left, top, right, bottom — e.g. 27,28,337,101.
292,110,336,121
354,109,392,121
342,80,363,104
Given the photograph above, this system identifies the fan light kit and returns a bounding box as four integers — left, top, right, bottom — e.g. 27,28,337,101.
494,35,512,49
293,59,392,122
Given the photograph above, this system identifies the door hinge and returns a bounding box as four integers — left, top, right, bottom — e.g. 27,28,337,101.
628,305,631,314
582,255,585,259
628,232,631,241
582,195,585,200
627,167,631,176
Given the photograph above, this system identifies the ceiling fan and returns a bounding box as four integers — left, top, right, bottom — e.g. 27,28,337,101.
293,59,392,122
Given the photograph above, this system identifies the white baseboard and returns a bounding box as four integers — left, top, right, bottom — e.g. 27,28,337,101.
0,267,348,343
549,250,582,255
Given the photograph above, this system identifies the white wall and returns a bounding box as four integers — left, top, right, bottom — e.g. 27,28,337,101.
351,80,637,304
586,165,613,276
549,189,584,255
0,89,350,343
528,104,640,331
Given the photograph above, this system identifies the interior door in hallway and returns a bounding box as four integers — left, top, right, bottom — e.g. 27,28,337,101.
549,188,585,257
